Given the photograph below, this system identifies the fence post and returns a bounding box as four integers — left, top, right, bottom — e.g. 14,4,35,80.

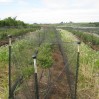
8,35,12,99
32,50,39,99
75,41,81,99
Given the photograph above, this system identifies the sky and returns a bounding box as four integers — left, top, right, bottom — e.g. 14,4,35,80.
0,0,99,23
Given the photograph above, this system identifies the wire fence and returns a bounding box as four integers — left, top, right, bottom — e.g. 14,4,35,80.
8,27,80,99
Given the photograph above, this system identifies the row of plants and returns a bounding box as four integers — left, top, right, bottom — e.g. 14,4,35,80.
58,22,99,28
37,27,57,69
73,27,99,35
0,27,45,98
61,27,99,48
0,31,39,98
71,30,99,45
59,29,99,99
0,27,55,98
38,43,53,69
0,27,41,40
0,17,41,41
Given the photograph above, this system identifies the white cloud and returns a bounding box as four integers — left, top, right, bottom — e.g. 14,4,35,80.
0,0,99,23
42,0,70,9
0,0,13,3
17,0,29,5
14,7,99,23
1,6,99,23
42,0,99,9
0,0,29,5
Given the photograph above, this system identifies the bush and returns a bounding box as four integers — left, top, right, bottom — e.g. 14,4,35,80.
0,32,7,39
64,28,99,46
38,44,53,68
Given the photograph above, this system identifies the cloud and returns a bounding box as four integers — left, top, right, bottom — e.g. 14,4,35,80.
42,0,99,9
42,0,70,9
0,0,29,5
0,0,99,23
36,0,99,23
1,6,99,23
14,7,99,23
0,0,13,3
17,0,29,5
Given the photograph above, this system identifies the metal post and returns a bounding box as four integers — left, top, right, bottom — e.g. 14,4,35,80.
32,51,39,99
8,35,12,99
75,41,81,99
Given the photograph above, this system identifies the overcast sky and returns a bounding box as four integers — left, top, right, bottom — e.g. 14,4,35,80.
0,0,98,23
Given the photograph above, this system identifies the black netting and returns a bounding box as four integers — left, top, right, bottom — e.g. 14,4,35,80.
8,27,80,99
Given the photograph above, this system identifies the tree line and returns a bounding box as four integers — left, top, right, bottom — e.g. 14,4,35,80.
0,17,40,28
0,17,27,27
89,22,99,27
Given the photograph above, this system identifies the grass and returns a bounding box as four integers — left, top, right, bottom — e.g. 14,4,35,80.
59,29,99,99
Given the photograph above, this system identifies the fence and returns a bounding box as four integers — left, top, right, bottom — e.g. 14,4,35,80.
8,27,80,99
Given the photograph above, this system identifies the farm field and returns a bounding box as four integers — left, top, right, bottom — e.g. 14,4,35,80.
0,25,99,99
60,26,99,51
0,17,41,46
0,29,42,98
59,29,99,99
1,0,99,99
0,27,41,46
0,26,64,98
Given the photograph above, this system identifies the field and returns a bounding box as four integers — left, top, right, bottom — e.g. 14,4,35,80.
0,25,99,99
0,0,99,98
0,28,42,98
60,26,99,51
60,29,99,99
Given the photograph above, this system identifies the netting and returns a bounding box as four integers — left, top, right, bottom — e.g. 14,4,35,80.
8,27,80,99
55,29,79,99
10,31,43,99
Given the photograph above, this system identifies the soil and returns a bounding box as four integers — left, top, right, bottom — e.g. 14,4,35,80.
91,45,99,51
43,47,71,99
15,46,71,99
0,38,15,46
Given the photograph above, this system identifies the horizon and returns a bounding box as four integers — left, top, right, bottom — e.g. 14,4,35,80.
0,0,99,24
